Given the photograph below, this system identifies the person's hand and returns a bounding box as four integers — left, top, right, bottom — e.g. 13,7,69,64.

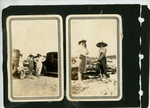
83,44,87,48
97,61,100,65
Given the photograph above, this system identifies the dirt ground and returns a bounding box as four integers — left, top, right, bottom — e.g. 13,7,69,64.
13,73,58,96
71,73,117,96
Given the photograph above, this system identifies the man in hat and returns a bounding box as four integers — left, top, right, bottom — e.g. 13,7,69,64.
96,41,110,78
76,39,89,84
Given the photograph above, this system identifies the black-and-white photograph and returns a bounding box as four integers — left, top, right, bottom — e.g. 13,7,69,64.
66,14,122,101
7,15,64,102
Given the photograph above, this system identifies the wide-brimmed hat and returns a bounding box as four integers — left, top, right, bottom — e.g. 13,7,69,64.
96,41,108,47
37,54,41,57
78,38,86,45
29,54,33,57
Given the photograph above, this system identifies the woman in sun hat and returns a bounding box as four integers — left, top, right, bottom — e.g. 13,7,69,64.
27,53,34,77
76,38,89,83
96,41,110,78
35,53,46,77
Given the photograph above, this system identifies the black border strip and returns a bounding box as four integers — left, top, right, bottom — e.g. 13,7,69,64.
141,5,150,108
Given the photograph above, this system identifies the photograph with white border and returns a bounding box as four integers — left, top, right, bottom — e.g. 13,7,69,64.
6,15,64,102
66,14,122,101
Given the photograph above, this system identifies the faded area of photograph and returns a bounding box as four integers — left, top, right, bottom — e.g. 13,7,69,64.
12,20,59,96
71,19,118,96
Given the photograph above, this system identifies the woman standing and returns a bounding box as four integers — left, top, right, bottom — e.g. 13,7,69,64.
76,39,89,83
35,54,46,77
17,54,25,79
96,41,110,78
27,54,34,77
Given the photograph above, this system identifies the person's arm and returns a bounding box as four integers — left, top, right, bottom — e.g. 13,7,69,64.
97,50,101,62
41,56,46,62
26,56,30,62
76,45,81,58
98,48,107,60
85,48,89,55
34,58,38,62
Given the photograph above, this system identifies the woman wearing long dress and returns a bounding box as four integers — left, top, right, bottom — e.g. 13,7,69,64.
96,41,110,78
35,54,46,77
76,39,89,83
27,54,34,76
17,54,25,79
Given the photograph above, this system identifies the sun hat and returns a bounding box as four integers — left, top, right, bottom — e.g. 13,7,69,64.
96,41,108,47
29,53,34,57
78,38,86,45
37,54,41,57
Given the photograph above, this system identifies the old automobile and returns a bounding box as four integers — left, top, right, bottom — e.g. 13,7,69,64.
43,52,58,74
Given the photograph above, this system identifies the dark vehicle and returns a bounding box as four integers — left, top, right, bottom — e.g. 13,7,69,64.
43,52,58,73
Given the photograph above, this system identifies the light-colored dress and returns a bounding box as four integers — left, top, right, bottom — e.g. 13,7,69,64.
35,56,46,76
17,57,25,79
17,58,24,72
76,44,89,73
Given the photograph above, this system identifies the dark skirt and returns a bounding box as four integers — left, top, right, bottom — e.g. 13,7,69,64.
78,54,86,73
96,56,107,75
29,61,34,74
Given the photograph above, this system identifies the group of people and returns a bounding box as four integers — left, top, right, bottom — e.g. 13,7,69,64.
17,53,46,79
76,39,110,84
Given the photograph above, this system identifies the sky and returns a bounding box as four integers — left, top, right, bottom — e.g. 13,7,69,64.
12,19,58,60
71,19,118,57
12,17,119,59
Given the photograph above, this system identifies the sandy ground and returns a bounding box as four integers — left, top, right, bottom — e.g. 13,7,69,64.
13,73,58,96
72,74,117,96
